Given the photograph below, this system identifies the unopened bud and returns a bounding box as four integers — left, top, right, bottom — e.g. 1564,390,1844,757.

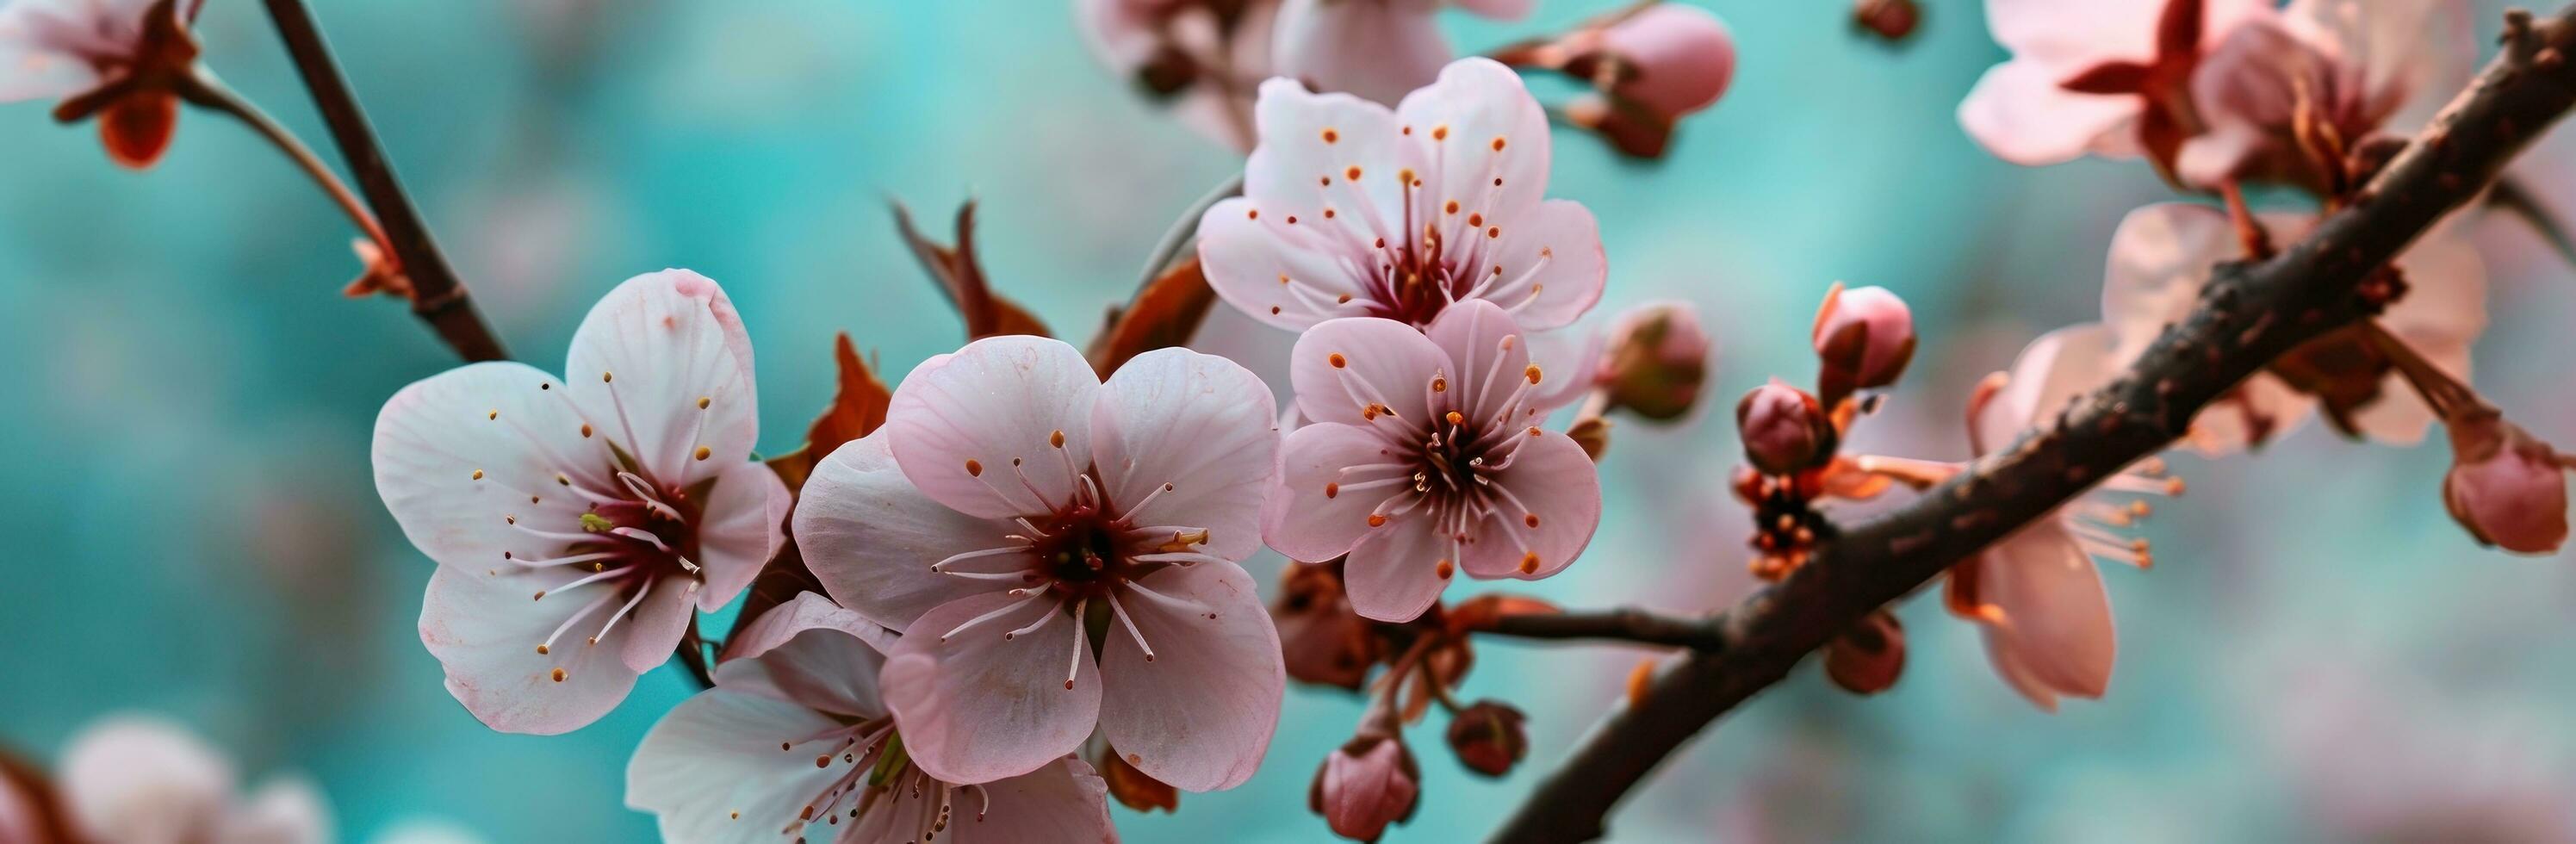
1853,0,1921,43
1596,5,1735,124
1443,700,1529,778
1813,284,1916,400
1274,562,1381,691
1824,609,1906,694
2443,412,2569,555
1309,733,1419,842
1598,301,1712,421
1737,381,1830,475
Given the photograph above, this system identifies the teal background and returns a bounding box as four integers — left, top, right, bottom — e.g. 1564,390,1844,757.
3,0,2573,841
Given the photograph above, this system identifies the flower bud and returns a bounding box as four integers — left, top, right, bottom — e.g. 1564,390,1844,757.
1309,733,1419,842
1596,5,1735,124
1736,381,1830,475
2443,413,2569,555
1443,700,1529,778
1853,0,1921,43
1824,609,1906,695
1812,284,1916,400
1273,562,1381,691
1598,301,1713,421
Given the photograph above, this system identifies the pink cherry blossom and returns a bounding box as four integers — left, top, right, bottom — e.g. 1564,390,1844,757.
1952,326,2175,711
1197,57,1606,333
1076,0,1278,151
1264,301,1603,623
1582,3,1736,123
794,338,1286,792
1958,0,2268,169
2180,0,2474,189
1273,0,1530,107
1,0,204,167
373,270,791,735
57,714,333,844
1308,733,1418,841
2098,202,2486,453
627,593,1117,843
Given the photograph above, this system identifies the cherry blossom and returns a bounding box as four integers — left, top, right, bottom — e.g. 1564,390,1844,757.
56,714,332,844
1959,0,2268,171
1273,0,1531,107
2181,0,2474,190
1264,301,1602,623
373,270,790,735
794,338,1285,792
1308,732,1418,841
0,0,205,168
1197,57,1605,334
2098,203,2486,453
1076,0,1277,150
627,593,1117,843
1949,326,2176,711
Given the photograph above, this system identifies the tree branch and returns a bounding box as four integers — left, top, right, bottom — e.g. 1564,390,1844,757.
260,0,508,363
1490,9,2576,842
1473,608,1725,651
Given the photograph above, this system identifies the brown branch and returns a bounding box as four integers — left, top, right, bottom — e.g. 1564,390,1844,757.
1490,9,2576,842
1472,607,1725,651
259,0,508,362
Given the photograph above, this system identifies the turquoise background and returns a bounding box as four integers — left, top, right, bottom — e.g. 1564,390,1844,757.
3,0,2573,841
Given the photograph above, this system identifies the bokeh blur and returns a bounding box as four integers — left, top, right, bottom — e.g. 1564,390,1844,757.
4,1,2575,841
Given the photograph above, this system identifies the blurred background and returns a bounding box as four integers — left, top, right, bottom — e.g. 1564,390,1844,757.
4,0,2574,841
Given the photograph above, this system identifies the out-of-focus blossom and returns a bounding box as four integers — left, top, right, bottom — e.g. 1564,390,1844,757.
2098,203,2486,452
1500,3,1735,158
373,270,790,734
1951,326,2174,711
1959,0,2268,173
1853,0,1921,43
57,715,332,844
0,0,205,168
2180,0,2473,190
1443,699,1527,777
1077,0,1279,150
1811,284,1916,399
2442,411,2569,555
1273,0,1530,107
1308,732,1418,841
1265,302,1603,622
1273,559,1384,690
1736,380,1828,475
1597,300,1710,421
627,594,1116,843
795,339,1284,792
1198,58,1605,333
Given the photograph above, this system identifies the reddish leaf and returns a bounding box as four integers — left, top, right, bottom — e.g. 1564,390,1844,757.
2058,61,2152,96
2154,0,2205,62
892,199,1051,341
1086,256,1217,376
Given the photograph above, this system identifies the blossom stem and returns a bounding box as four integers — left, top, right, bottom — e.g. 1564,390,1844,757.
179,73,392,260
1491,9,2576,841
2360,319,2486,421
258,0,510,363
1131,173,1243,293
1468,606,1724,651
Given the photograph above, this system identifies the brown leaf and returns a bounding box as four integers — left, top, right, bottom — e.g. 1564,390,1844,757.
892,199,1051,341
1086,256,1216,376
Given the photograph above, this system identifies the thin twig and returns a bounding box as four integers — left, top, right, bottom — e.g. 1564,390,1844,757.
179,73,391,258
1490,9,2576,841
259,0,507,362
1472,608,1725,652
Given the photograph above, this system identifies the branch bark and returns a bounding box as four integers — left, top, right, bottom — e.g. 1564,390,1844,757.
1474,608,1725,651
1490,9,2576,841
260,0,508,362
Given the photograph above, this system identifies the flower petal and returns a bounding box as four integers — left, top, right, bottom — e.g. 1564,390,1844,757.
1239,76,1404,219
1092,348,1281,561
219,778,333,844
1264,423,1403,563
1394,57,1554,229
1470,200,1606,332
885,336,1101,518
60,716,236,844
616,577,700,674
847,757,1116,844
691,457,790,611
2101,203,2235,361
625,687,849,844
562,270,760,488
717,592,897,719
1289,316,1447,427
1197,196,1377,331
798,433,1034,632
881,593,1104,785
373,361,613,573
418,566,649,735
1974,325,2122,456
1342,517,1451,623
1425,300,1533,425
1460,431,1601,580
0,3,114,103
1097,562,1284,791
1958,60,2141,166
1274,0,1451,106
1976,520,2115,702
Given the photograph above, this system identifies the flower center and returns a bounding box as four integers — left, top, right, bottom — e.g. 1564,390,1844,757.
511,466,710,663
767,721,990,840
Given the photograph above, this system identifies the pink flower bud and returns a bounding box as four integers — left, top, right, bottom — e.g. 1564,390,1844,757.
2443,413,2569,555
1598,301,1713,421
1812,284,1916,399
1309,734,1419,842
1598,4,1735,123
1443,700,1529,777
1737,381,1830,475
